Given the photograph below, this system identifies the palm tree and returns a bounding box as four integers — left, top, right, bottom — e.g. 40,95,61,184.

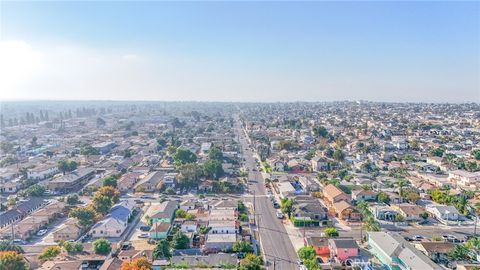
473,202,480,236
395,179,408,196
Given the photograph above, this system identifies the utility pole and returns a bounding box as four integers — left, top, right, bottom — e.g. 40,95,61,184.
253,189,256,225
273,258,276,270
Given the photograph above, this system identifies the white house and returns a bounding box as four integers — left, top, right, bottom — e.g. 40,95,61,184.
91,200,135,238
448,170,480,189
181,220,198,233
425,204,460,224
208,220,237,234
27,164,59,180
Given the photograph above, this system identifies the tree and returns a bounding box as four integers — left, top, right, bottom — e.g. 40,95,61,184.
313,125,328,138
0,251,28,270
324,227,339,237
66,194,80,205
38,246,61,261
93,238,112,255
102,175,117,188
281,198,295,217
208,145,223,161
62,241,83,254
173,148,197,166
171,231,189,249
21,184,45,197
177,163,203,187
304,258,322,270
203,159,224,179
472,149,480,161
121,257,152,270
57,160,77,174
430,147,445,157
420,212,429,220
175,208,187,218
377,192,391,204
80,145,99,156
333,149,345,161
298,246,316,261
449,244,471,260
92,186,120,214
153,240,171,259
92,195,114,215
239,253,263,270
232,241,253,253
0,241,23,253
69,206,97,227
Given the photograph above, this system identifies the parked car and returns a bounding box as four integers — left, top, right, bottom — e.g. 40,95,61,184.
276,211,284,219
13,239,27,245
37,229,48,236
413,235,425,241
138,233,149,238
121,242,132,250
140,225,151,232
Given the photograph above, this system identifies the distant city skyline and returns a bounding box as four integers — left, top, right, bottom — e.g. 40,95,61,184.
0,1,478,102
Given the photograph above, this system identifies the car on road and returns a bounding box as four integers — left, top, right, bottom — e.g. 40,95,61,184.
276,211,284,219
138,233,149,238
413,235,425,241
121,242,132,250
37,229,48,236
140,225,151,232
273,201,280,209
13,239,27,245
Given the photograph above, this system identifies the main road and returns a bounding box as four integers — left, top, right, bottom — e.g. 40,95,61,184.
234,115,299,270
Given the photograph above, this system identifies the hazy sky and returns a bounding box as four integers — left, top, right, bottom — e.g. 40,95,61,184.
0,1,479,102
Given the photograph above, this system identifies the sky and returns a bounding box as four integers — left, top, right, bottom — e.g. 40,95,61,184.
0,1,479,103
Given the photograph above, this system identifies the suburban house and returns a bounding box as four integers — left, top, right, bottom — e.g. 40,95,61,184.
48,167,95,194
369,204,398,221
328,238,359,262
51,218,83,242
425,204,460,224
148,200,178,224
311,156,329,172
332,201,361,221
293,200,327,226
391,204,426,221
150,222,171,239
181,220,198,233
204,234,237,252
0,197,46,229
416,242,455,264
117,172,142,193
352,189,377,202
91,200,135,238
305,236,330,261
448,170,480,189
368,231,442,270
27,164,59,180
134,171,164,193
93,141,117,154
323,184,351,205
208,220,238,234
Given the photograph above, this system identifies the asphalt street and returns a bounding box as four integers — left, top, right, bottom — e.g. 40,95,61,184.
235,116,299,270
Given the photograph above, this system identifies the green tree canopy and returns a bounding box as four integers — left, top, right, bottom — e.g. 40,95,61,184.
208,145,223,161
0,251,28,270
93,238,112,255
171,231,190,250
153,240,171,259
69,206,97,227
232,241,253,253
173,148,197,166
38,246,61,261
203,159,224,179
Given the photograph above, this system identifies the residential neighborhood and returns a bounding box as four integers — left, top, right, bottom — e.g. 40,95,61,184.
0,101,479,270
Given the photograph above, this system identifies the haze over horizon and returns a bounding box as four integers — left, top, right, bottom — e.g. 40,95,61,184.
1,1,479,103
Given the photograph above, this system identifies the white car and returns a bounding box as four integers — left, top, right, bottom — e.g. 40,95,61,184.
276,211,284,219
37,229,48,236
